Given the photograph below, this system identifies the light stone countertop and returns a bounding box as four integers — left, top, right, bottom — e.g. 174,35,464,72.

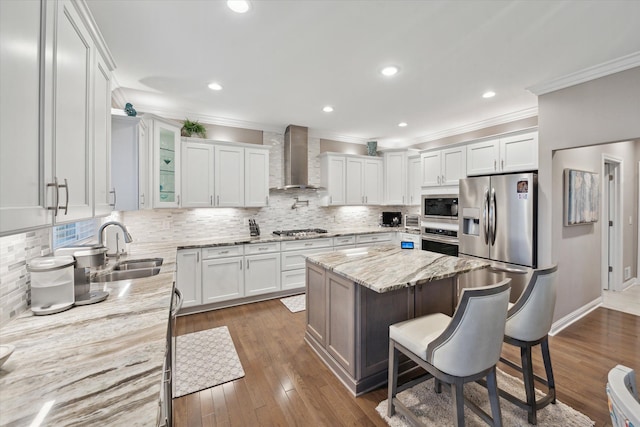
306,244,489,293
0,227,410,425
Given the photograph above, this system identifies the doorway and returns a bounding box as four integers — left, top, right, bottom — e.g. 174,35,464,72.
601,156,623,291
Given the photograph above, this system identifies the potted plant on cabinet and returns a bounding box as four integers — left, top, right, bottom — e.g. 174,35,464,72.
181,119,207,138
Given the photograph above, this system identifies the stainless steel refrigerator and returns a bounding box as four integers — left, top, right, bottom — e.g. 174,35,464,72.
458,172,537,301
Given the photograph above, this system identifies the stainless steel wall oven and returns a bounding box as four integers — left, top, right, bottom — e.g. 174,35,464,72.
421,194,459,256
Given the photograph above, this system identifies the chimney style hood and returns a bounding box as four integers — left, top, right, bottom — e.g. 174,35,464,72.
277,124,321,190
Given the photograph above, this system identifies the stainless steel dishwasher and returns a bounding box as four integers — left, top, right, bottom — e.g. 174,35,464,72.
159,285,182,427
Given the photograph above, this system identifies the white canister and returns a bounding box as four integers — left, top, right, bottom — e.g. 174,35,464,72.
27,255,76,315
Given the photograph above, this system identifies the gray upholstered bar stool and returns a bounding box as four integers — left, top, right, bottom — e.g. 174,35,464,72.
499,264,558,425
387,279,511,427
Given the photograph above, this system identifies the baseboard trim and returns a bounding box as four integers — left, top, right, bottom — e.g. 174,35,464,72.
549,297,602,336
621,277,637,291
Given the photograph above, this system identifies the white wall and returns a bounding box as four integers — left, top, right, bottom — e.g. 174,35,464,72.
538,66,640,321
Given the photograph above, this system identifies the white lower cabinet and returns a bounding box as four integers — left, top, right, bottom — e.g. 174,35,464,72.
202,256,245,304
281,238,333,291
355,233,393,248
176,249,201,308
245,253,280,296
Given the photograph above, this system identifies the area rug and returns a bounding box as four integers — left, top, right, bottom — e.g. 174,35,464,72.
376,369,595,426
174,326,245,398
280,294,306,313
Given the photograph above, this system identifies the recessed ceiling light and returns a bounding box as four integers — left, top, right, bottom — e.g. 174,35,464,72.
381,66,399,77
208,82,223,91
482,91,496,98
322,106,334,113
227,0,250,13
398,122,408,127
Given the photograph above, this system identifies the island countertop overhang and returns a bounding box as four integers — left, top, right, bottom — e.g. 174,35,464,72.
305,244,489,293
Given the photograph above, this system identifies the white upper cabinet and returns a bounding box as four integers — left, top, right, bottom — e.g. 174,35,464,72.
182,141,214,208
111,116,149,211
345,157,365,205
363,157,383,205
320,154,346,206
383,151,407,205
244,147,269,207
0,0,49,234
215,145,244,207
93,53,113,217
421,146,465,187
407,155,422,206
466,131,538,176
148,116,181,208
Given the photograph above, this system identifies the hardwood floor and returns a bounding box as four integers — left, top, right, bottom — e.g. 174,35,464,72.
173,300,639,427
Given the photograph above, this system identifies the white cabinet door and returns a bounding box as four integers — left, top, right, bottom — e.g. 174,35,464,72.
137,120,150,209
421,151,441,187
407,156,422,206
215,145,244,207
345,157,364,205
152,118,181,208
321,154,346,205
53,0,94,222
93,53,112,217
441,146,465,186
176,249,201,308
363,158,383,205
500,132,538,172
244,147,269,207
466,139,500,176
111,116,141,211
202,256,244,303
182,142,214,207
384,152,406,205
0,0,50,233
245,253,280,296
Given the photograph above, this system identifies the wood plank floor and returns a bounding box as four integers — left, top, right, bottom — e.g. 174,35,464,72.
173,300,639,427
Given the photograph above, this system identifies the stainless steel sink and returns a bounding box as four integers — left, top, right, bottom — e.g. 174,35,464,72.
114,258,163,270
92,267,161,282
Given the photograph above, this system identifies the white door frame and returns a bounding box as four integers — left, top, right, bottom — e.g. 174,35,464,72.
601,154,623,291
637,161,639,283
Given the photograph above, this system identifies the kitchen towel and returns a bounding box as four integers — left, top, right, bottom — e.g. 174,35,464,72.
280,294,306,313
174,326,244,398
376,368,594,427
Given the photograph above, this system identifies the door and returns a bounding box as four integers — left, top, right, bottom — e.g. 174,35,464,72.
244,253,280,296
182,142,214,207
202,256,244,303
244,148,269,207
407,156,422,205
176,249,201,308
215,145,244,206
500,132,538,173
490,173,536,267
93,54,112,216
466,139,499,176
363,158,382,204
346,157,364,204
53,0,94,222
154,120,181,208
384,152,406,205
441,146,465,186
421,151,441,186
458,176,491,259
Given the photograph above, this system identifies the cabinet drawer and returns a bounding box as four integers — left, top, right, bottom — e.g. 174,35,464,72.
355,233,393,244
281,247,333,271
282,269,306,290
202,245,244,259
245,241,281,255
281,238,333,252
333,235,356,246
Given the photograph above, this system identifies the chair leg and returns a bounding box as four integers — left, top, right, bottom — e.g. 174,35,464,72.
486,367,503,427
435,378,442,394
451,379,465,427
541,338,556,404
521,344,537,425
387,340,399,417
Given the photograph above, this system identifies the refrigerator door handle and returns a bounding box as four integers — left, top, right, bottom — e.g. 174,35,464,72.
483,188,490,245
490,187,497,246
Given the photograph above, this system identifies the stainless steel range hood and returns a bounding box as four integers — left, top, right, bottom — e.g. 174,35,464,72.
277,124,321,190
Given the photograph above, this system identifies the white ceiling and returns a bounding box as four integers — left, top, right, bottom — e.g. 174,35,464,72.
87,0,640,148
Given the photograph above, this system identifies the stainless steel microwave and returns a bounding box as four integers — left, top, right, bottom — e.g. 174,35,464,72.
422,195,458,219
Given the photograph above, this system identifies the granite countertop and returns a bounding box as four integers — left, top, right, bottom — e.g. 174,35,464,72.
0,227,417,425
306,244,489,293
0,242,178,426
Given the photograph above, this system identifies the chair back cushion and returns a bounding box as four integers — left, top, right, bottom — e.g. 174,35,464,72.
505,265,558,342
426,279,511,377
607,365,640,427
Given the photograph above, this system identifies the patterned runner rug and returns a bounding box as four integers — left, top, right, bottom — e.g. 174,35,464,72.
280,294,306,313
376,368,595,426
174,326,245,398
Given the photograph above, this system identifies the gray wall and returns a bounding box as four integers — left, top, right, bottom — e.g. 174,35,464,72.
538,66,640,321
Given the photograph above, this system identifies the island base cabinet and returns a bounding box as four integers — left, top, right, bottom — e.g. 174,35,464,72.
414,279,455,318
326,272,356,376
306,262,326,345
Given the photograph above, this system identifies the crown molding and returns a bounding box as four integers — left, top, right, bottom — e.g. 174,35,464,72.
527,51,640,96
410,107,538,145
72,0,117,71
308,129,369,144
111,87,127,110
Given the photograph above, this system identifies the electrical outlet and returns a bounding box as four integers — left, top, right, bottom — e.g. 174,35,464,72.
623,266,631,281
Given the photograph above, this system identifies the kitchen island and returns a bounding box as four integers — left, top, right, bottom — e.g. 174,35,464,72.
304,244,489,396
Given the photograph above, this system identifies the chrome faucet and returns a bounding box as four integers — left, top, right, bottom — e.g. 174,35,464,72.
98,221,133,246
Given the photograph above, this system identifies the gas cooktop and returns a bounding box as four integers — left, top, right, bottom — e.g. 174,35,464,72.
272,228,328,237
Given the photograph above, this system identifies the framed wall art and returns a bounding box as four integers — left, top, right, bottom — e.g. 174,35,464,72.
564,168,599,226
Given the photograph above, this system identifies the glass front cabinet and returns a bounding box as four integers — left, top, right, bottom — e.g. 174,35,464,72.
145,115,182,208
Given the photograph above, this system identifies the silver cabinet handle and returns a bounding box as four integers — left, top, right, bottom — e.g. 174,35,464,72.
501,159,504,170
442,175,445,184
247,260,250,269
217,195,220,205
47,177,60,216
110,188,117,208
266,196,269,205
258,247,268,251
60,178,69,215
196,252,199,262
329,196,332,204
239,260,242,270
437,176,441,185
176,194,180,206
140,193,145,207
494,160,497,170
304,243,313,246
220,250,229,254
210,195,213,205
402,195,404,204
